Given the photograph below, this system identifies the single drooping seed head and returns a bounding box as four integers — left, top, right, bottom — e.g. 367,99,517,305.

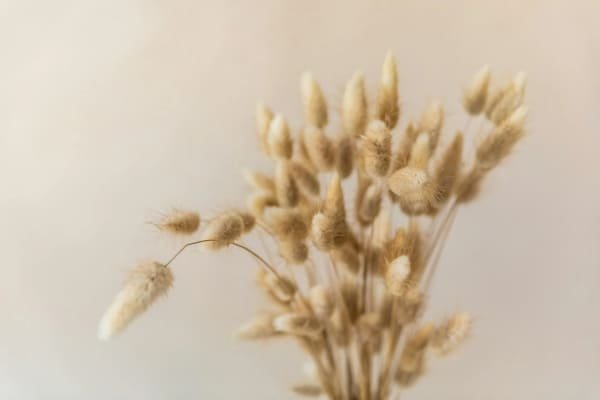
236,312,281,340
273,313,323,340
418,102,444,151
275,161,300,207
237,211,256,233
361,120,392,178
342,72,368,137
375,51,400,129
302,125,335,172
268,114,293,160
385,255,411,296
156,210,200,235
256,103,273,155
301,72,328,128
201,211,245,250
98,261,173,340
463,65,491,115
431,312,472,356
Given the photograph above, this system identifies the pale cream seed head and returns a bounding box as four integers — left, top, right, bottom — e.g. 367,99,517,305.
303,125,335,172
432,312,472,356
419,102,444,150
385,255,411,296
362,120,392,178
342,71,368,137
309,285,334,319
201,211,245,250
408,133,431,170
236,312,280,340
242,169,276,194
156,210,200,235
264,207,309,241
278,240,309,265
256,103,273,155
98,261,173,340
275,161,300,207
301,72,328,128
268,114,293,160
273,313,323,340
463,65,491,115
375,51,400,129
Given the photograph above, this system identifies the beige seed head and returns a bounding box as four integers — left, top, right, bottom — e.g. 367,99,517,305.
486,74,526,125
278,240,309,264
98,261,173,340
257,269,297,303
456,167,484,203
256,103,273,155
331,242,360,274
247,192,278,218
236,312,280,340
463,65,491,115
156,210,200,235
361,120,392,178
290,161,320,196
242,169,276,194
303,125,335,172
301,72,328,128
268,114,293,160
273,313,323,339
418,102,444,151
399,323,434,372
397,287,424,324
311,212,347,250
342,72,368,137
323,173,345,219
237,211,256,233
385,255,411,296
309,285,334,319
291,384,323,397
275,161,300,207
431,312,471,356
408,133,431,170
391,121,420,172
358,183,383,224
335,134,355,179
476,106,527,172
375,51,400,129
264,208,308,240
387,167,437,215
431,132,463,207
201,211,245,250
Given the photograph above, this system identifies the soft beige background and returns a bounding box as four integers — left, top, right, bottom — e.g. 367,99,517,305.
1,0,599,399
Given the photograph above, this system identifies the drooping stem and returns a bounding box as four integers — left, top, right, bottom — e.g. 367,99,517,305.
164,239,281,280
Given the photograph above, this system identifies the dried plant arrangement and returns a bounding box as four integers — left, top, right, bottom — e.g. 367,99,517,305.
99,52,527,399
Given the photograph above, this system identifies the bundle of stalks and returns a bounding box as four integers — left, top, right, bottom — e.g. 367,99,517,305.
99,53,527,399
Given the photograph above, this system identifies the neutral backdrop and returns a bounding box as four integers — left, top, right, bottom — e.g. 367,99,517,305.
1,1,599,399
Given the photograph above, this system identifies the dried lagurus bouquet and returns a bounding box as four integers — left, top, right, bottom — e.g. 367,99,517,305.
99,53,527,399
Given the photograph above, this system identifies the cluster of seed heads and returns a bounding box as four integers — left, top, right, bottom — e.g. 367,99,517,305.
99,52,527,400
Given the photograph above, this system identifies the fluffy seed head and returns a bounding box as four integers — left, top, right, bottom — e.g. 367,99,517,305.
98,261,173,340
278,240,309,264
303,126,335,172
399,323,434,372
290,161,320,196
418,102,444,151
201,211,245,250
342,72,368,137
247,192,277,218
375,51,400,129
265,208,308,240
156,210,200,235
388,167,437,215
476,106,527,172
335,134,354,179
273,313,323,339
391,121,420,172
311,212,347,250
323,173,346,219
431,312,471,356
301,72,328,128
275,161,300,207
358,184,383,224
385,255,411,296
309,285,334,319
431,133,463,207
361,120,392,178
257,269,297,303
237,211,256,233
268,114,293,160
331,242,360,274
486,74,526,125
463,65,491,115
236,312,280,340
243,169,276,194
256,103,273,155
408,133,431,170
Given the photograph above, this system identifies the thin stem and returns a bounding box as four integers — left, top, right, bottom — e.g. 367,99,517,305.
164,239,281,280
